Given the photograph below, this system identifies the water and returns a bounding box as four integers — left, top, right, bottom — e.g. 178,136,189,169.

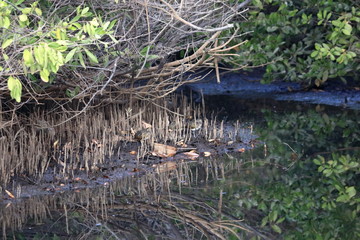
1,97,359,239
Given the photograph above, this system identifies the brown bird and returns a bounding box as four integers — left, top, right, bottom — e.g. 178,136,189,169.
188,119,203,131
134,128,152,141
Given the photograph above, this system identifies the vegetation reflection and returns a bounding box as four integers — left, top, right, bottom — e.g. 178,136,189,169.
222,106,360,239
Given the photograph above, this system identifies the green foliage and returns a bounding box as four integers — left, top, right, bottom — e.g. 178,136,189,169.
213,107,360,239
247,107,360,238
230,0,360,86
7,76,22,102
0,0,116,101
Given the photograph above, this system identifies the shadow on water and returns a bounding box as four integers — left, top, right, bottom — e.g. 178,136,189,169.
1,96,360,239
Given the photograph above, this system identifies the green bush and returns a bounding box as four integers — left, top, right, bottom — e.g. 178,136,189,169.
229,0,360,86
238,108,360,238
0,0,116,102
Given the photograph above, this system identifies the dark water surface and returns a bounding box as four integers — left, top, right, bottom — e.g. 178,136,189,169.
1,97,359,239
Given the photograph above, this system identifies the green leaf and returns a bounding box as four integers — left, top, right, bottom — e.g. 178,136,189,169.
84,48,99,63
269,210,278,222
347,51,356,57
317,11,323,20
146,54,159,60
271,224,282,234
310,51,319,58
2,38,13,49
22,7,31,14
7,77,22,102
77,52,86,68
35,8,42,16
342,29,351,35
313,159,321,165
34,45,45,66
19,14,28,22
1,16,11,29
40,69,50,82
81,7,89,16
332,20,342,27
346,186,356,198
56,50,64,66
261,216,268,227
65,48,77,63
266,26,278,32
276,217,285,224
140,46,151,56
23,48,34,66
103,21,110,30
336,194,349,202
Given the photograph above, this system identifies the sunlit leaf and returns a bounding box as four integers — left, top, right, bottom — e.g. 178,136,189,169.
2,38,13,49
65,48,77,63
19,14,28,22
7,76,22,102
81,7,89,16
35,8,42,16
23,48,34,67
40,69,50,82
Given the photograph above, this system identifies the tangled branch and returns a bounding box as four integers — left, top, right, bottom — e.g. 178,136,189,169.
0,0,251,107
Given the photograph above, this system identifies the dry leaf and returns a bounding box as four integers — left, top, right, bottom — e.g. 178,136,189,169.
142,121,152,129
238,148,245,153
53,139,59,148
154,161,177,173
152,143,177,157
183,151,199,160
203,151,211,157
5,190,15,199
176,140,186,147
92,139,103,148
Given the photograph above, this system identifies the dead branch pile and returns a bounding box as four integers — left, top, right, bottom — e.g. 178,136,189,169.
0,0,251,107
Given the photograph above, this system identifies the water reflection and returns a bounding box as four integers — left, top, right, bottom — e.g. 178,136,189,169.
1,155,270,239
1,99,360,239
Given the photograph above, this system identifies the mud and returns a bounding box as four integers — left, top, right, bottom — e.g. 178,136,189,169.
0,98,258,205
180,69,360,109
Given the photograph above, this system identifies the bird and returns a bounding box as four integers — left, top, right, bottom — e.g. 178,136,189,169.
134,128,152,141
188,119,203,131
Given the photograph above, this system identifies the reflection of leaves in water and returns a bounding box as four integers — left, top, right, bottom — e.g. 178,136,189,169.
227,107,360,239
258,109,360,165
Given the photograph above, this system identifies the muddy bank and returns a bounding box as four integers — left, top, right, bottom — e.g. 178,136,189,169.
180,69,360,109
0,96,258,205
